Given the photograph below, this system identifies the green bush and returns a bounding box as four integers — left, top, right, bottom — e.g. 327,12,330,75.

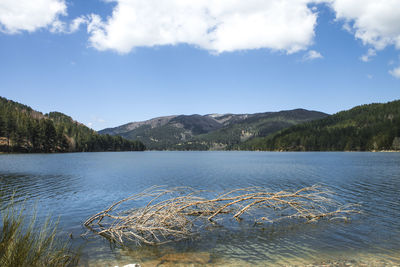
0,199,79,267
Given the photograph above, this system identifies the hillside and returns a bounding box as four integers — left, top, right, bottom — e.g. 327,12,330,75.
240,100,400,151
0,96,145,153
100,109,328,150
187,109,327,150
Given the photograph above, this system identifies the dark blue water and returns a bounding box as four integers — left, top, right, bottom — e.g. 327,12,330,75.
0,152,399,266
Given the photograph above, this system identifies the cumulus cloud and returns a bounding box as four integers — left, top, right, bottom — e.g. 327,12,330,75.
80,0,400,57
81,0,400,57
327,0,400,51
84,0,318,54
303,50,323,61
0,0,67,34
2,0,400,74
389,66,400,79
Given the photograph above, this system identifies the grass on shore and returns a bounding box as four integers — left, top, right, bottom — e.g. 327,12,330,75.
0,198,79,267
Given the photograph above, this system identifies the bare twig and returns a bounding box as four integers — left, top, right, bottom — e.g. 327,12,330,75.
84,185,358,246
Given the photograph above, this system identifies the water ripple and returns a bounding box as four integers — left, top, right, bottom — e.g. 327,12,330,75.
0,151,399,265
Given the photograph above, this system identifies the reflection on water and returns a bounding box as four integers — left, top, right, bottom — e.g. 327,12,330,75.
1,152,400,266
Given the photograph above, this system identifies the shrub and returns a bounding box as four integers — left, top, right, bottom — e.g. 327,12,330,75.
0,199,79,267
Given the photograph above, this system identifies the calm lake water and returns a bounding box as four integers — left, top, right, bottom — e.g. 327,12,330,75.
1,152,400,266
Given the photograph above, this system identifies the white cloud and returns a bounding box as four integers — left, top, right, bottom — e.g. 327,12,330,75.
81,0,400,59
389,66,400,79
1,0,399,76
42,16,88,34
80,0,400,62
85,0,318,54
0,0,67,34
360,48,376,62
303,50,323,61
50,19,67,33
69,17,87,33
327,0,400,51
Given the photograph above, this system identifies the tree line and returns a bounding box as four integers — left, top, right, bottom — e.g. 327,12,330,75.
0,96,145,153
240,100,400,151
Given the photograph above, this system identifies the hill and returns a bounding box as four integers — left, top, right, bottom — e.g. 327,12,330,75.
240,100,400,151
0,96,145,153
100,109,328,150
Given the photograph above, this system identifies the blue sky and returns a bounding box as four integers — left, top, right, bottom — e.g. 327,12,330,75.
0,0,399,130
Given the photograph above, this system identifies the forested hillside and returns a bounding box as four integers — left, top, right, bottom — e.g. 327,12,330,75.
186,109,327,150
100,109,327,150
0,96,145,153
241,100,400,151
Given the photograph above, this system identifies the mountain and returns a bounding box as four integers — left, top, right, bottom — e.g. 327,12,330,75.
99,109,328,150
240,100,400,151
0,96,145,153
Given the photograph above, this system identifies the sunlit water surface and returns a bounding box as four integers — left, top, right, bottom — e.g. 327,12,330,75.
1,152,399,266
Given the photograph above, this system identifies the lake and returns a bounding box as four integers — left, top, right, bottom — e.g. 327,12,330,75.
1,152,400,266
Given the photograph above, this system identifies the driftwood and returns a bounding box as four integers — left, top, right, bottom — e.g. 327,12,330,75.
84,185,358,246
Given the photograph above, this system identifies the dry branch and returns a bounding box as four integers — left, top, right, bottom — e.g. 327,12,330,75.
84,185,358,246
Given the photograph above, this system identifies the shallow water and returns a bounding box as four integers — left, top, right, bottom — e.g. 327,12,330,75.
0,151,399,266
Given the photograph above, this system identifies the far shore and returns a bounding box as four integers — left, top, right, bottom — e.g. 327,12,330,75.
1,149,400,154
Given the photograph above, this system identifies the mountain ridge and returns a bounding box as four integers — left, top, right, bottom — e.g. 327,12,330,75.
99,109,328,150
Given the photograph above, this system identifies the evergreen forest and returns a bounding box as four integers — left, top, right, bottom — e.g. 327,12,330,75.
0,96,145,153
240,100,400,151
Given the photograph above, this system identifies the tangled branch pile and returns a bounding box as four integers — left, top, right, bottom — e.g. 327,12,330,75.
84,185,357,246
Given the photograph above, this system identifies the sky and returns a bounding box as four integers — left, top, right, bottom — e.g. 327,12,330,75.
0,0,399,130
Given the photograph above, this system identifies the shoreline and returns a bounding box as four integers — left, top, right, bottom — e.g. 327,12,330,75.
1,150,400,154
